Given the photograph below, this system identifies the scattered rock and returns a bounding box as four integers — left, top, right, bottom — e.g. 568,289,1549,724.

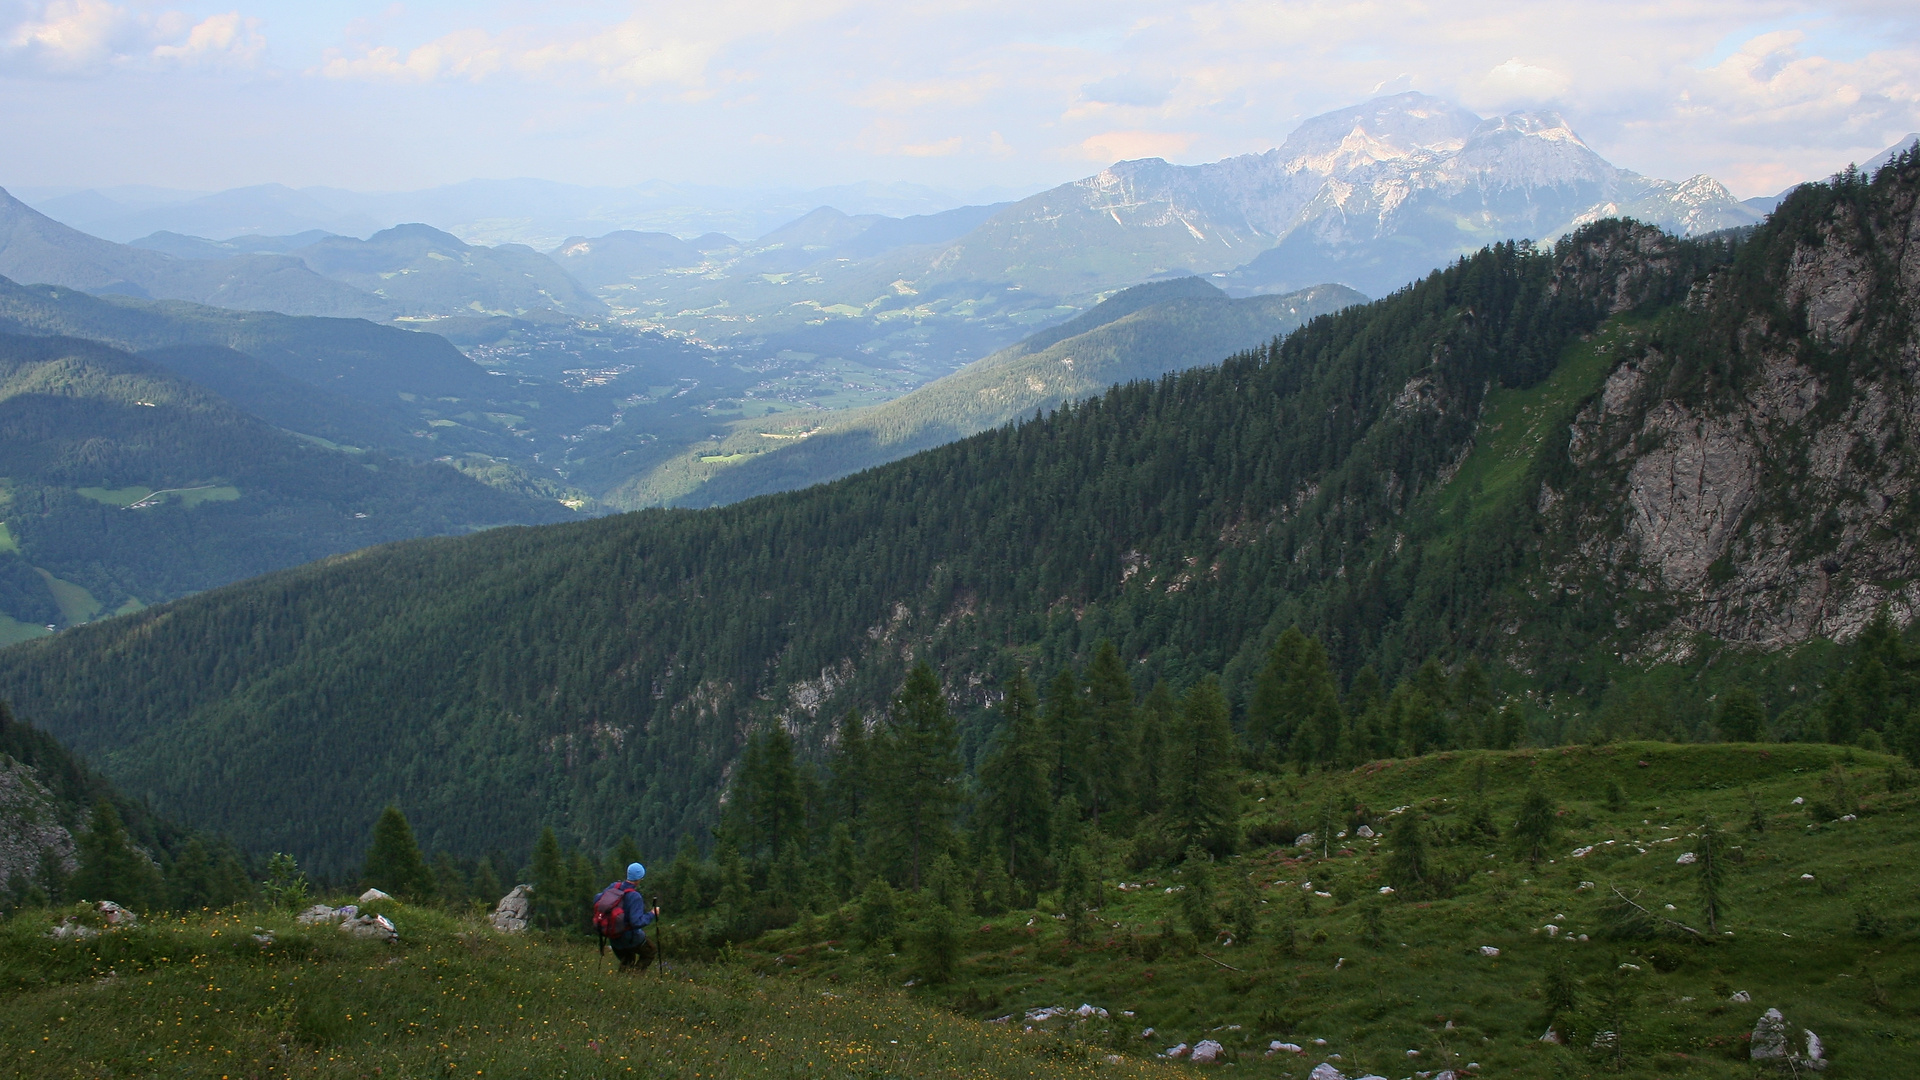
1378,886,1395,895
1791,797,1805,805
341,913,398,943
95,900,136,927
1479,945,1500,956
1190,1040,1225,1064
490,884,533,933
1676,852,1698,865
1355,825,1375,839
1267,1041,1303,1055
1540,1026,1564,1044
48,916,98,941
251,927,275,945
1544,924,1560,937
1295,833,1315,847
1800,873,1815,881
359,888,393,903
1074,1003,1109,1019
1839,814,1857,822
1804,1029,1825,1067
1751,1009,1789,1061
295,903,341,925
1308,1063,1347,1080
1140,1027,1155,1039
1730,990,1751,1003
1165,1043,1189,1059
1105,1054,1124,1065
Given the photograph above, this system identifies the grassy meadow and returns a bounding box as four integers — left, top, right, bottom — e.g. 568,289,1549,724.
6,742,1917,1079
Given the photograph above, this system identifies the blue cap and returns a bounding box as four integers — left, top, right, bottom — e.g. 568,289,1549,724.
627,862,646,881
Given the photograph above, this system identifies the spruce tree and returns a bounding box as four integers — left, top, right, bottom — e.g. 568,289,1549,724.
1715,687,1765,742
855,877,897,949
1248,628,1310,767
167,838,215,911
433,853,468,909
1164,677,1240,855
870,663,961,890
911,900,959,983
1177,845,1216,939
829,708,871,823
1041,666,1087,804
69,800,162,911
976,669,1050,893
1385,811,1429,893
528,825,568,927
608,836,644,885
1135,679,1176,815
1696,814,1729,933
1083,640,1137,827
824,821,861,901
363,805,435,901
471,859,502,910
1513,783,1558,864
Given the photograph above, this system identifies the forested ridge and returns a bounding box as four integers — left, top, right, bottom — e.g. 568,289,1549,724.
4,157,1919,878
0,332,569,627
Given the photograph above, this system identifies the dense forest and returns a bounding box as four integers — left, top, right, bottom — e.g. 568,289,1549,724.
2,153,1917,881
0,332,570,629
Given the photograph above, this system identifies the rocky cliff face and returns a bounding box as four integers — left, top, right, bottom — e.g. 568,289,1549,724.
0,754,78,896
1536,153,1920,653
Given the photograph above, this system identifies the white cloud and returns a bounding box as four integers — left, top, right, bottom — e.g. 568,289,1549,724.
2,1,264,72
2,1,1917,196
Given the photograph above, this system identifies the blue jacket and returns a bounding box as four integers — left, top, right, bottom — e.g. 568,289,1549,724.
604,881,655,948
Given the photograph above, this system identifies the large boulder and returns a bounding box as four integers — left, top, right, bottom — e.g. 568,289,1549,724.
1191,1040,1225,1064
1751,1009,1789,1062
490,884,533,933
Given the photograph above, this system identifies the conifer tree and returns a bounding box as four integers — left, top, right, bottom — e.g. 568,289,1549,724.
433,853,468,909
829,708,872,823
1248,627,1310,767
1229,870,1259,944
975,669,1050,892
824,821,861,901
1041,666,1087,804
1696,814,1729,933
1083,639,1137,827
1385,811,1429,893
723,726,808,866
870,663,961,890
69,800,162,911
608,836,644,885
362,805,435,901
1177,845,1216,938
1135,679,1176,815
855,877,897,949
166,838,215,911
1164,677,1240,855
528,826,568,928
565,850,597,931
1716,687,1765,742
911,899,959,983
1513,783,1558,864
471,859,502,910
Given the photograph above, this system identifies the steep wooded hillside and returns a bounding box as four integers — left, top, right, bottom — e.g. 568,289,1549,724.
6,155,1919,877
0,197,1742,873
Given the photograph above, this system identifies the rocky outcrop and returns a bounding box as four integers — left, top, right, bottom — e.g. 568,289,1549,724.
1540,155,1920,650
491,884,533,933
0,755,77,894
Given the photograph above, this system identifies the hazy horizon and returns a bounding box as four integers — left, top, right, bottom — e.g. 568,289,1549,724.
2,1,1917,203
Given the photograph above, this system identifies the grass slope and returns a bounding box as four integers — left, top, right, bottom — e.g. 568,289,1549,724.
746,743,1920,1078
0,902,1147,1080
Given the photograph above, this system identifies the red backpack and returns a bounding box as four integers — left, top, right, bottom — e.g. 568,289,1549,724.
592,881,636,938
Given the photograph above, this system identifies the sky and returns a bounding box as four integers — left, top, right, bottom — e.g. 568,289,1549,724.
1,0,1917,199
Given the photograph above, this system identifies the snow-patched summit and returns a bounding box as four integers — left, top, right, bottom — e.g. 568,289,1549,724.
891,92,1760,300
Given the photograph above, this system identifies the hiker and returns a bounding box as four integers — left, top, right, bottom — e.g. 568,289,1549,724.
593,862,660,971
